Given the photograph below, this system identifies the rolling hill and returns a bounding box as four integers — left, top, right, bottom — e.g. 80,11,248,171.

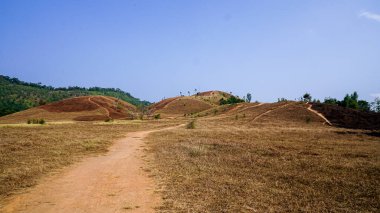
0,75,149,116
148,90,233,117
0,96,137,123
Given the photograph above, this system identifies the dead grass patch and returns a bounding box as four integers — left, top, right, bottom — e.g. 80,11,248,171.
146,122,380,212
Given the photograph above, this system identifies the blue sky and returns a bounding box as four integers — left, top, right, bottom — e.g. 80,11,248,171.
0,0,379,102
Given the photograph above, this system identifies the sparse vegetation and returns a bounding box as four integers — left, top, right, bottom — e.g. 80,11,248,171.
147,121,380,212
219,96,245,105
104,118,113,122
27,118,46,124
277,97,288,102
186,120,196,129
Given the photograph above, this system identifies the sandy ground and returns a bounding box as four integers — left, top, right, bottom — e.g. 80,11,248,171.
1,126,180,213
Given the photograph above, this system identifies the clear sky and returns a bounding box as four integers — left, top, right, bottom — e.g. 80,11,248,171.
1,0,379,103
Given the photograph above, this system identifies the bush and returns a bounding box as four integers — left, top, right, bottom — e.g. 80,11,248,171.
104,118,113,122
303,93,312,102
154,114,161,119
27,118,46,124
186,120,196,129
219,96,245,105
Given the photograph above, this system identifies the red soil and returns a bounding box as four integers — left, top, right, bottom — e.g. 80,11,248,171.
39,96,136,121
40,97,98,112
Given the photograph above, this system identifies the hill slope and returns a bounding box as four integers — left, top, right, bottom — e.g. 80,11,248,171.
0,75,149,116
311,103,380,130
0,96,137,123
148,90,233,117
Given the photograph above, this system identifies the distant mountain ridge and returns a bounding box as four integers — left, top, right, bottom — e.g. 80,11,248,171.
0,75,150,116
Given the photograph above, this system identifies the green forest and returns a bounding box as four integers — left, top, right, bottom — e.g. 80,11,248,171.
0,75,150,116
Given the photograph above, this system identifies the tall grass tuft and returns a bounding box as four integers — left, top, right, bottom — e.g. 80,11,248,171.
186,120,196,129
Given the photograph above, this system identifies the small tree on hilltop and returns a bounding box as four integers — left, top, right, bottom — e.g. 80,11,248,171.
372,97,380,112
246,93,252,103
341,92,359,109
358,100,370,112
303,93,312,102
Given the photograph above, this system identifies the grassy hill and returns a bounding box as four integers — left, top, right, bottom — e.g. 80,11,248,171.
0,75,149,116
148,90,236,117
0,96,138,123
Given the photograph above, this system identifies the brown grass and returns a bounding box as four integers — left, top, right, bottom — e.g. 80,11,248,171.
155,97,213,116
0,119,181,202
146,119,380,212
149,91,232,117
0,96,137,123
1,98,379,212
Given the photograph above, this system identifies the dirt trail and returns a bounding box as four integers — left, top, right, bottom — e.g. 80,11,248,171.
306,104,332,126
88,97,111,119
235,103,264,113
1,126,181,213
251,103,292,122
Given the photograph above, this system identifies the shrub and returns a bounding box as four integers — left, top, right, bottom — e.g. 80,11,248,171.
154,114,161,119
246,93,252,103
27,118,46,124
305,117,311,124
303,93,312,102
186,120,196,129
219,96,245,105
104,118,113,122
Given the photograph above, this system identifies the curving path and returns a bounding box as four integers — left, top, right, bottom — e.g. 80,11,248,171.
306,104,332,126
251,103,292,122
1,125,182,213
88,97,111,119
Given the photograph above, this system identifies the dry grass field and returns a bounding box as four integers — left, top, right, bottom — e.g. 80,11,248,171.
146,118,380,212
0,119,181,203
1,97,379,212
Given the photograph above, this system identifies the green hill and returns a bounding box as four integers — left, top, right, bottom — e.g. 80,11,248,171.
0,75,150,116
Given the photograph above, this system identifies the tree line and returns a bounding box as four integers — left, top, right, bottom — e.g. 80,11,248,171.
301,92,379,112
